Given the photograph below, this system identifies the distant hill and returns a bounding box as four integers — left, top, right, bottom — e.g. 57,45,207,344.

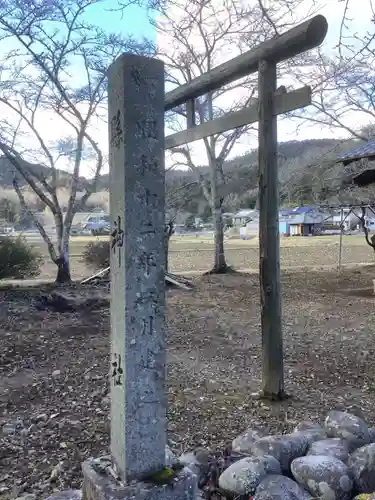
1,136,371,217
162,137,368,214
0,156,88,189
0,156,48,187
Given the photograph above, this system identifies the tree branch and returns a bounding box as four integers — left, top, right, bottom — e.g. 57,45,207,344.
0,143,57,214
13,176,58,262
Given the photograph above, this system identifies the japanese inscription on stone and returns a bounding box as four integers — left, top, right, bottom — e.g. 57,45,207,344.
136,118,157,139
139,154,159,176
141,316,154,336
111,353,123,386
111,215,124,267
110,109,123,150
137,252,156,277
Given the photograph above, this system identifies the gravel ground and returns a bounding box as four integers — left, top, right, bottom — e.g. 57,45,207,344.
1,267,375,498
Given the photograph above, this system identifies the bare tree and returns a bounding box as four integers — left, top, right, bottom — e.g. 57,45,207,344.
291,0,375,140
157,0,319,273
0,0,152,282
165,177,197,272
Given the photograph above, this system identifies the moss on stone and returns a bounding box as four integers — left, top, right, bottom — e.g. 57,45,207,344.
148,467,176,485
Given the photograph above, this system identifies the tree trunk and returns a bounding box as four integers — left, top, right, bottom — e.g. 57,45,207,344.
164,221,174,273
55,255,71,283
203,90,229,275
164,232,170,273
208,167,229,274
55,238,71,284
212,203,228,273
207,193,230,274
53,213,73,284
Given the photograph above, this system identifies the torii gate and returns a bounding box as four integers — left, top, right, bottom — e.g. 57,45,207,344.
163,15,328,400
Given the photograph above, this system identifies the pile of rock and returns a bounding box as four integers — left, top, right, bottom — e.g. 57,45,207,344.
33,410,375,500
179,410,375,499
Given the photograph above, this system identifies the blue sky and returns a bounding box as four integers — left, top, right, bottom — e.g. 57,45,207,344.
83,0,156,42
0,0,159,175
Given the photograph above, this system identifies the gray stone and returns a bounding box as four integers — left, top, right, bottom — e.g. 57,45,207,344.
218,455,281,496
348,442,375,493
294,421,324,433
307,438,349,463
324,411,370,450
35,414,48,423
165,446,178,467
291,455,353,500
16,495,37,500
293,428,327,447
179,449,212,487
2,422,17,435
44,490,82,500
293,421,327,446
50,463,63,482
232,427,267,454
369,427,375,443
251,433,308,474
194,492,205,500
82,459,197,500
254,475,313,500
91,456,112,475
3,419,24,435
107,53,166,482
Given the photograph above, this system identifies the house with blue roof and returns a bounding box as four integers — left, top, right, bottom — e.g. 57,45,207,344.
336,139,375,167
279,206,324,236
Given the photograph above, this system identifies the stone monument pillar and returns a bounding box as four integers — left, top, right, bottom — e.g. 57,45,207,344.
82,53,197,500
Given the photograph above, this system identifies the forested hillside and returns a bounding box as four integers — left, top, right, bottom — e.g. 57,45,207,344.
1,136,373,220
164,136,375,217
0,157,88,190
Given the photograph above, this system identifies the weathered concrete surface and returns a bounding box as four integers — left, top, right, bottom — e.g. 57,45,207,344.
107,52,166,482
44,491,82,500
82,458,197,500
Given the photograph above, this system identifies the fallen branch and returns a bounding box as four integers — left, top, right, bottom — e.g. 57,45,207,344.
80,267,194,290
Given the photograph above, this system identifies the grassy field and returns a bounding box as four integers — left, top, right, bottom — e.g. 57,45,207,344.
33,233,375,280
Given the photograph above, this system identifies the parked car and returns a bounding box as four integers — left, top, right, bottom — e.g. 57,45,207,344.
71,225,92,236
83,214,111,235
0,223,15,235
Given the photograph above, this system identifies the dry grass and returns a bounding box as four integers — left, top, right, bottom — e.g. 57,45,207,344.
35,233,375,280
